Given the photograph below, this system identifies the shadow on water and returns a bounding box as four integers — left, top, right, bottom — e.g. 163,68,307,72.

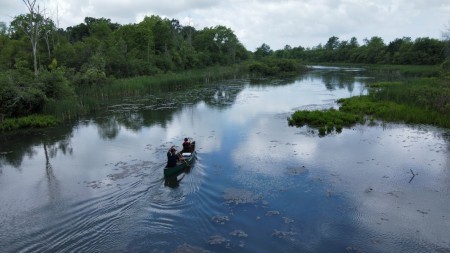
0,123,74,169
164,166,192,188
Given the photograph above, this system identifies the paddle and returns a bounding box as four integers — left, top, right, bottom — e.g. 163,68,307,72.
178,152,189,167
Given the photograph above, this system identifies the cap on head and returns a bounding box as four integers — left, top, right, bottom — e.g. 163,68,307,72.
184,138,188,141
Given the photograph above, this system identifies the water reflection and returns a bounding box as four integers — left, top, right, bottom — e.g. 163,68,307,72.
0,125,74,168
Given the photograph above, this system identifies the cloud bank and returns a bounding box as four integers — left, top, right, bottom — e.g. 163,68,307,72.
1,0,449,50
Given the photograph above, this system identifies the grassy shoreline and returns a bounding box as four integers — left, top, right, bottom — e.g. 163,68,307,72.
288,74,450,135
3,63,448,132
2,60,306,131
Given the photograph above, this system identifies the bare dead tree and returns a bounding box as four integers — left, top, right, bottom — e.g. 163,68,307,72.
22,0,41,76
444,21,450,58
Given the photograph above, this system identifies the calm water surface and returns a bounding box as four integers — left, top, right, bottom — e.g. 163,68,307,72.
1,67,449,252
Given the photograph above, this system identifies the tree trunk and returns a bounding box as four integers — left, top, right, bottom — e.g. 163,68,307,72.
23,0,40,76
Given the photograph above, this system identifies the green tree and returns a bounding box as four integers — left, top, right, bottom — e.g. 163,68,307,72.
362,36,386,63
254,43,273,59
411,37,445,64
325,36,339,50
386,37,412,64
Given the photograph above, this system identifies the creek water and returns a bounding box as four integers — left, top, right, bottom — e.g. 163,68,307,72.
1,67,449,253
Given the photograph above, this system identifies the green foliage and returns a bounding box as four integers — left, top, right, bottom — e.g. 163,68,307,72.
442,58,450,79
254,43,273,59
0,115,58,132
0,69,47,117
288,108,363,136
36,69,75,99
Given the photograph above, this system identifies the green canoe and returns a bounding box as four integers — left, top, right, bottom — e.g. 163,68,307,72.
164,141,196,178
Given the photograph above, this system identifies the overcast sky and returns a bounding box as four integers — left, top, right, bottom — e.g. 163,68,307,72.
1,0,449,51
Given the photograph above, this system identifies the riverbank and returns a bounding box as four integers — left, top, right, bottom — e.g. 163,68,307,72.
288,66,450,135
1,59,307,132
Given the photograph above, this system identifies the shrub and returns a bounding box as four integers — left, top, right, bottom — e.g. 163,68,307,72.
37,69,75,99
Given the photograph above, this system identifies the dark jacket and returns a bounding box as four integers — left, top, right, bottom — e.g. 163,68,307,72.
167,150,179,167
182,141,191,152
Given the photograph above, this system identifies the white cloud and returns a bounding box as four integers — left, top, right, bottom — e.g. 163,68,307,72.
1,0,449,50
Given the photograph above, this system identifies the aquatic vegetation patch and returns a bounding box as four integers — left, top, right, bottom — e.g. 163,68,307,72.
173,244,213,253
84,160,154,189
211,215,230,225
208,235,229,245
271,229,297,239
229,230,248,238
288,108,363,136
223,188,262,205
282,217,295,224
345,246,365,253
0,115,58,132
266,210,281,216
285,166,308,175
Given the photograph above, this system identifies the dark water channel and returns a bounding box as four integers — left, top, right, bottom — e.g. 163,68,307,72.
1,67,450,252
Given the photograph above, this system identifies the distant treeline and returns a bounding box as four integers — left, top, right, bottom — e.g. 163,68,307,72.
259,35,447,65
0,10,449,122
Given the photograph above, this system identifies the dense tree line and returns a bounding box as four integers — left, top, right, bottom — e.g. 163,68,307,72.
1,15,250,78
0,12,251,119
262,35,447,65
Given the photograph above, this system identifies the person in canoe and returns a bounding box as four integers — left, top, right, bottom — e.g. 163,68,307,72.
182,138,191,153
167,146,184,167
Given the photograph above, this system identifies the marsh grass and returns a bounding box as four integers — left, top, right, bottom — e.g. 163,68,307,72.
42,98,100,121
369,78,450,115
99,65,246,98
338,96,450,128
37,65,247,123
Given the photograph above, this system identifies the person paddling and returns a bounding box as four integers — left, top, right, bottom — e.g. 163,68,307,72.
166,146,180,167
182,138,191,153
